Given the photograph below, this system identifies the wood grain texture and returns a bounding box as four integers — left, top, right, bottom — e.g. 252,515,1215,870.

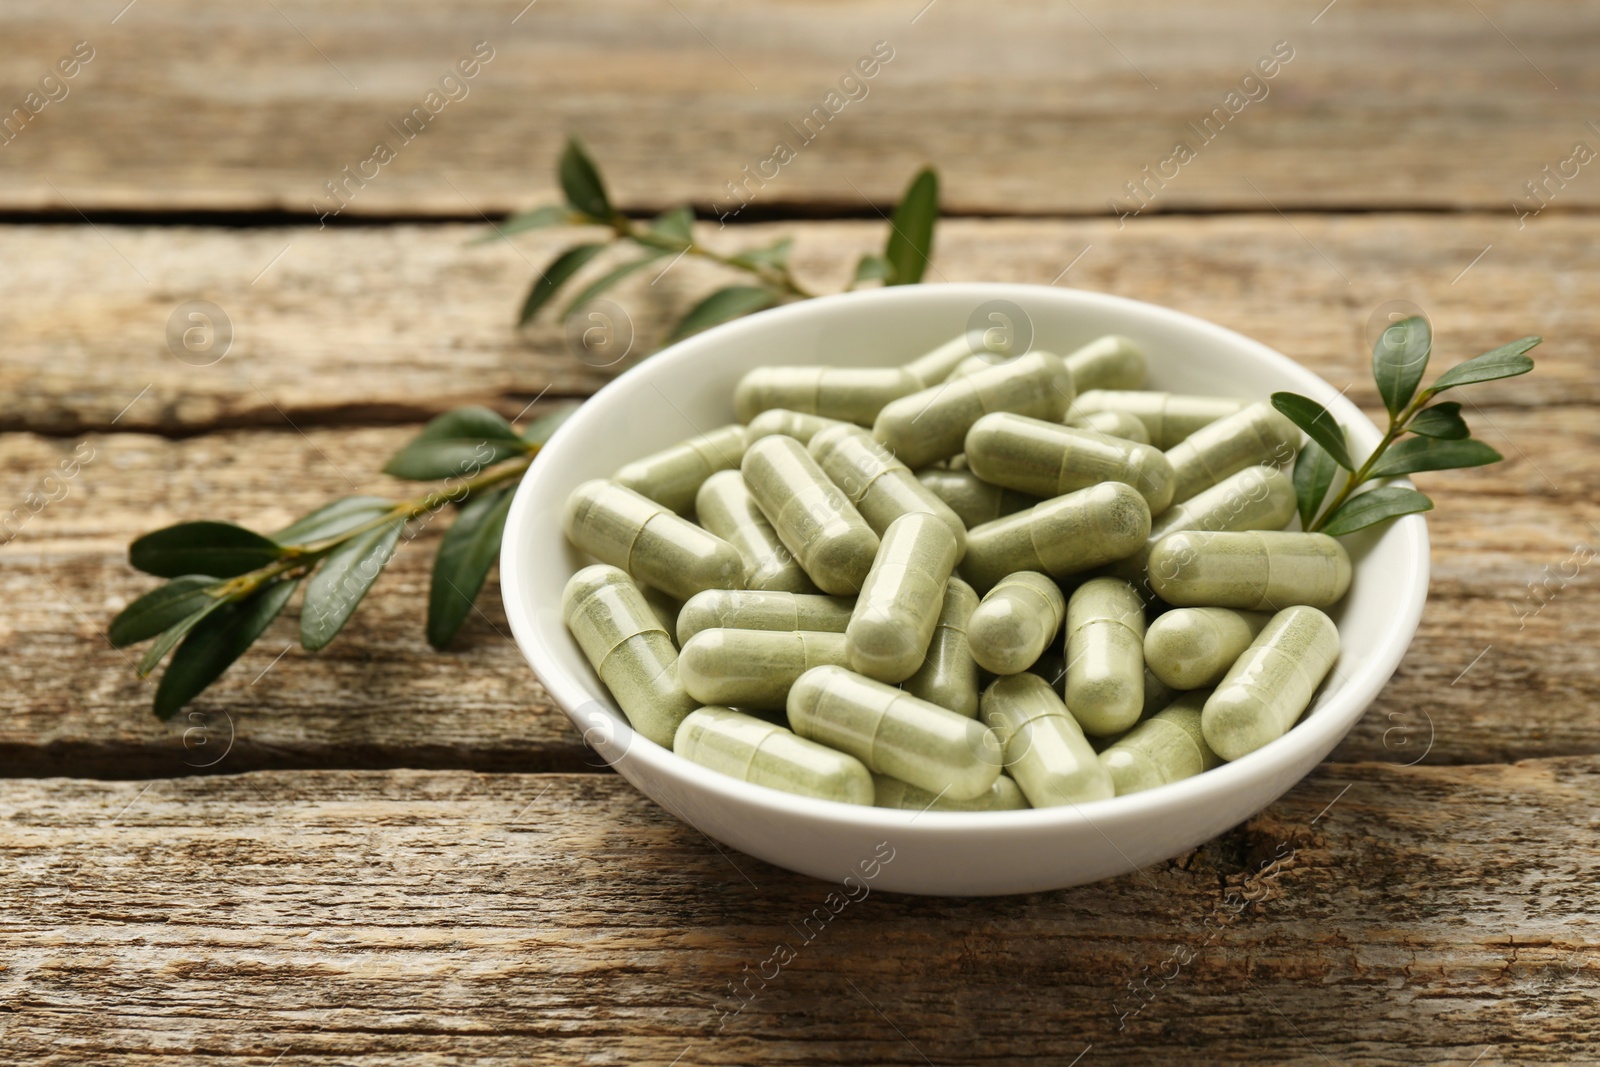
2,765,1597,1064
1,1,1598,216
1,214,1596,436
0,413,1594,776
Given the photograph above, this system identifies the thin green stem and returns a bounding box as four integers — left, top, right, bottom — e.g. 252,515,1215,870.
1307,392,1427,532
616,219,818,299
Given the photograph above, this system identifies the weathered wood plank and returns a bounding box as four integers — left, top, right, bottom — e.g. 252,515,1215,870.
0,417,1594,775
2,764,1597,1064
0,214,1594,436
1,1,1597,215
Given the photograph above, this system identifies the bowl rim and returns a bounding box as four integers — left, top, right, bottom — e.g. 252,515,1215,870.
500,282,1430,832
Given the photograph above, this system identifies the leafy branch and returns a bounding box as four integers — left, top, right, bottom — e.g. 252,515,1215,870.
1273,317,1540,536
110,138,943,719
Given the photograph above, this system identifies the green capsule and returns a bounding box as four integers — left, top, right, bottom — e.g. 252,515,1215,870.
1165,401,1301,505
915,468,1038,529
1144,607,1272,689
1062,335,1146,392
872,772,1028,811
846,513,961,683
809,423,967,555
564,479,744,602
1202,606,1340,760
1064,577,1146,736
735,365,922,426
1066,409,1151,445
695,470,816,594
904,577,982,717
675,706,875,805
562,565,699,748
676,589,855,645
968,571,1066,675
741,435,880,595
1110,465,1298,590
1148,531,1352,610
872,350,1075,469
965,413,1176,514
743,408,848,447
981,672,1114,808
787,664,1003,799
962,481,1151,591
1067,390,1245,449
612,424,746,514
1099,691,1221,795
679,628,851,710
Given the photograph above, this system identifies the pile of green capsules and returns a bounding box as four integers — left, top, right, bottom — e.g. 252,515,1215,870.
561,333,1350,812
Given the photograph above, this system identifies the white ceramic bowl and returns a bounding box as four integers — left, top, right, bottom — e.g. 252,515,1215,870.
500,283,1429,896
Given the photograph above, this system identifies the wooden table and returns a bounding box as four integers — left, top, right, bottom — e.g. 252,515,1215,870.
4,2,1597,1062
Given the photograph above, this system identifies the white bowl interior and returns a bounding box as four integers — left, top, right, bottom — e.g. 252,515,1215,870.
501,283,1428,896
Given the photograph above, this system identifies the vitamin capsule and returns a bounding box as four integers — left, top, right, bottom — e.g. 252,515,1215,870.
964,412,1176,513
915,468,1038,529
962,482,1151,591
679,628,851,710
676,589,854,645
872,772,1028,812
1062,335,1147,392
968,571,1066,675
734,365,921,426
1144,607,1272,689
640,585,683,644
1067,390,1245,449
741,435,880,594
1064,578,1146,736
846,513,961,683
1066,409,1151,445
903,332,1004,387
564,479,744,602
675,706,875,805
695,470,817,594
873,350,1075,469
1110,465,1298,588
744,408,847,447
1148,531,1352,610
1165,401,1301,505
809,424,967,554
562,565,699,748
787,665,1003,799
1099,691,1220,795
981,673,1114,808
613,424,746,514
1202,606,1340,760
904,577,982,716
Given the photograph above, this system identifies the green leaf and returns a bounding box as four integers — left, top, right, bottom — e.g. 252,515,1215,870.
1318,486,1434,537
109,575,223,647
648,206,695,243
427,486,516,649
1368,436,1502,477
137,594,231,677
1406,402,1469,440
129,521,285,579
153,578,299,720
732,237,793,270
558,137,612,220
1371,314,1431,418
521,405,580,446
299,518,405,651
666,286,778,342
850,254,890,288
1292,439,1339,531
273,496,394,546
882,167,939,285
517,243,608,327
470,205,580,244
1270,392,1354,470
383,407,527,481
561,250,670,317
1428,336,1540,393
